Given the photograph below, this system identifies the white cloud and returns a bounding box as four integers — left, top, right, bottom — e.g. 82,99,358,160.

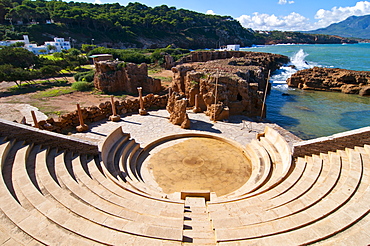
313,1,370,29
237,1,370,31
278,0,294,5
206,10,216,15
237,12,310,31
94,0,102,4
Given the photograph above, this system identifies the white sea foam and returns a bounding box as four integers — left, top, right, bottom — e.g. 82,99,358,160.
270,49,315,90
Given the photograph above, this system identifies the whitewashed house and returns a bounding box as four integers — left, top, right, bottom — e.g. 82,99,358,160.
218,44,241,51
0,35,71,55
0,35,30,47
44,37,71,53
226,44,240,51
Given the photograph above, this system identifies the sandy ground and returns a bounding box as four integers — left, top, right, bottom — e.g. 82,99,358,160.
0,70,170,123
0,77,122,123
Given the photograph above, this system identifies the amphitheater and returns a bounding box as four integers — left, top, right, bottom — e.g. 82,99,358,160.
0,108,369,246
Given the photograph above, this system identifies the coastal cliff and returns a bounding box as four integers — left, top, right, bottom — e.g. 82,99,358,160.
287,67,370,96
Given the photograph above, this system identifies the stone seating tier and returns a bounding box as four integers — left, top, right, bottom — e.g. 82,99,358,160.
0,119,369,245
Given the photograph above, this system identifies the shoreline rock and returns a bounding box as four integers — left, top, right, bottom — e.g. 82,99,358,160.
287,67,370,96
172,51,289,118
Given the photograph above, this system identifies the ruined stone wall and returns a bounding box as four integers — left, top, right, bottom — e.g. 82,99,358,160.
0,118,99,155
293,126,370,157
287,67,370,96
37,94,168,133
171,58,270,117
94,60,161,94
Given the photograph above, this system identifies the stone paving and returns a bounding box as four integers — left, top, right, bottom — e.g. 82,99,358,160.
72,109,301,148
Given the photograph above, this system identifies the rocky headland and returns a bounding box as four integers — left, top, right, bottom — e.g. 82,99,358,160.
287,67,370,96
171,51,289,119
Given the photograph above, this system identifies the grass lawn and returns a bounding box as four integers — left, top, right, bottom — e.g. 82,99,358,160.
31,87,75,99
39,54,63,60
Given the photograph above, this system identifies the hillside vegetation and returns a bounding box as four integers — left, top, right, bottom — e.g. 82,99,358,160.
0,0,358,49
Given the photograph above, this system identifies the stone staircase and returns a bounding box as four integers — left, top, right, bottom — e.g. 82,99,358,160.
0,119,369,245
182,197,215,245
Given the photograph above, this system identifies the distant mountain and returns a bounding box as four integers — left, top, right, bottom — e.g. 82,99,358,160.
307,15,370,39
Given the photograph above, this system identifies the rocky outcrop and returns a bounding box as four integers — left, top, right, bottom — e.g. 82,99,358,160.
178,51,289,72
94,60,161,94
166,93,190,129
171,52,288,118
287,67,370,95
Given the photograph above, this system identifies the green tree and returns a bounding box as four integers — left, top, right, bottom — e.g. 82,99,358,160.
47,44,57,53
81,44,97,53
0,46,39,69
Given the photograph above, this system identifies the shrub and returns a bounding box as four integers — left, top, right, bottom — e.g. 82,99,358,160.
74,70,95,82
71,81,94,91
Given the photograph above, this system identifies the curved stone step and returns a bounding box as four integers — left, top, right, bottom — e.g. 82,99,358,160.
103,133,130,180
208,152,321,218
208,156,307,217
79,154,186,222
33,147,183,242
210,150,346,227
221,139,272,199
214,147,367,244
0,142,97,245
0,141,42,245
61,154,183,228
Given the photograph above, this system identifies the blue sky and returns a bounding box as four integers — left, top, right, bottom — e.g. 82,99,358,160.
85,0,370,31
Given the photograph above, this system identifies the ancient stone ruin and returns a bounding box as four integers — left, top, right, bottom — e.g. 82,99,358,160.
166,93,191,129
36,94,168,133
1,117,369,245
287,67,370,96
94,60,161,94
171,52,289,119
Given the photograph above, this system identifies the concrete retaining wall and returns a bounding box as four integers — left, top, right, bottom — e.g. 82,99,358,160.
293,126,370,157
0,118,99,155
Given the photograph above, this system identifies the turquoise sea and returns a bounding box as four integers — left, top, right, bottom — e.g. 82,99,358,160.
241,43,370,140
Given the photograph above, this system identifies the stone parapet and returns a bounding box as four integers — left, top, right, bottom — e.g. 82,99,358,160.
293,126,370,157
0,118,99,155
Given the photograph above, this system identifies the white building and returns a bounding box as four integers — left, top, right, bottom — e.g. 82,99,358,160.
0,35,71,55
226,44,240,51
44,37,71,52
0,35,30,47
218,44,241,51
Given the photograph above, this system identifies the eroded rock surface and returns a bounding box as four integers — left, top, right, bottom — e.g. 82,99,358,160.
287,67,370,95
171,52,288,117
166,93,190,129
94,60,161,94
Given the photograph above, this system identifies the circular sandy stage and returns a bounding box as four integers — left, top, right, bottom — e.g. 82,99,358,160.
141,135,252,197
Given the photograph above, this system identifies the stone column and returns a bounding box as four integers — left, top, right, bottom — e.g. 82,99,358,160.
137,87,148,115
109,96,121,122
76,104,89,132
193,94,202,113
31,110,39,128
